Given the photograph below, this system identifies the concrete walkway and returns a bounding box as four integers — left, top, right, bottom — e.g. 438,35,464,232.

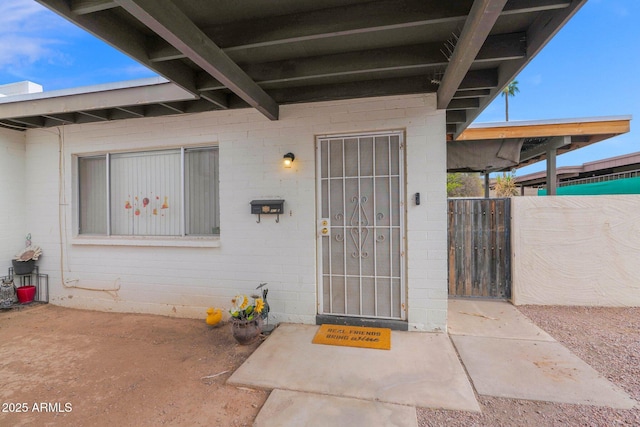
449,299,636,409
228,300,636,426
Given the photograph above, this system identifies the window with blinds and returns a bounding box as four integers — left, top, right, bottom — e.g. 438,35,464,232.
78,147,219,236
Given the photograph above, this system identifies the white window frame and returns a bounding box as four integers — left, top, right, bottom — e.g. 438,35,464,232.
73,145,220,248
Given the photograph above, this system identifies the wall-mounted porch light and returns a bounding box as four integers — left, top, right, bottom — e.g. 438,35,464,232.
283,152,295,168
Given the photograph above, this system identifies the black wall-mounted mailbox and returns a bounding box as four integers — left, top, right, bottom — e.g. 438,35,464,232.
250,199,285,223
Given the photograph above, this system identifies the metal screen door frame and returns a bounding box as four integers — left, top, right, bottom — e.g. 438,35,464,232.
316,131,406,320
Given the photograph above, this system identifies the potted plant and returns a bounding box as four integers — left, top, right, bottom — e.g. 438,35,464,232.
229,294,265,345
12,242,42,304
13,245,42,275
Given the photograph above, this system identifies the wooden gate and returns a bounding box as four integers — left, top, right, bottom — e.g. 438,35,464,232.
447,198,511,298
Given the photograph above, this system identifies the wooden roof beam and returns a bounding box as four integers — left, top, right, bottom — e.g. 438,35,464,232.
202,0,471,52
184,99,227,114
0,80,193,119
457,118,631,141
447,98,480,110
158,103,185,114
453,89,491,99
235,33,522,87
114,106,145,118
502,0,570,15
144,104,185,117
43,113,77,125
77,110,110,121
240,44,450,86
114,0,278,120
200,91,229,110
146,0,471,63
476,32,526,63
146,0,565,62
259,69,494,105
7,117,46,128
446,110,467,124
437,0,509,109
0,120,31,131
70,0,118,15
520,136,571,162
262,76,437,105
149,0,467,61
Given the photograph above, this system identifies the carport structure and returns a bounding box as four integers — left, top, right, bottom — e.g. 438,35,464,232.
448,116,632,195
3,0,585,136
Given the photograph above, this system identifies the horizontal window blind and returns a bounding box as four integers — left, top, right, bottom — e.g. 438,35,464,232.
185,148,220,235
79,156,107,234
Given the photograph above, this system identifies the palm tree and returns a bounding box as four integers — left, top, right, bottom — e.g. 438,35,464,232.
501,80,519,121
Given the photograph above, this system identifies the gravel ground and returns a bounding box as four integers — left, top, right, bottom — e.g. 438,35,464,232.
418,306,640,427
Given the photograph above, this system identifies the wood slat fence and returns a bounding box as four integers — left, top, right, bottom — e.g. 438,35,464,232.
447,198,511,298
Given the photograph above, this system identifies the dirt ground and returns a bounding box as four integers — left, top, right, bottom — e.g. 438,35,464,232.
0,304,268,427
2,304,639,426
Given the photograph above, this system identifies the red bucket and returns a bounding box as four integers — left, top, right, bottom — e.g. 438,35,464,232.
16,286,36,304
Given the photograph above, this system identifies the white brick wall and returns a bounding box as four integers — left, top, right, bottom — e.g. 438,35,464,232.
23,94,447,330
0,128,27,272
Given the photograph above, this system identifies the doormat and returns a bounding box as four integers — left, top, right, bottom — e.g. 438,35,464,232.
312,324,391,350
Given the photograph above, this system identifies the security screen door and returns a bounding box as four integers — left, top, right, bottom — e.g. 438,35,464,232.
317,132,405,320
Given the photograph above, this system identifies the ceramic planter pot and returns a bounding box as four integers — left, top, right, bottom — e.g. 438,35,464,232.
230,316,263,345
12,259,35,275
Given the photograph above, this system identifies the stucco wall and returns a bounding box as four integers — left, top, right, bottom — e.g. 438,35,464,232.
512,196,640,306
0,128,27,272
23,94,447,331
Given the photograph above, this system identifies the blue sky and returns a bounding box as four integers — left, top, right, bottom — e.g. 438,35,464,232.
476,0,639,174
0,0,637,175
0,1,155,89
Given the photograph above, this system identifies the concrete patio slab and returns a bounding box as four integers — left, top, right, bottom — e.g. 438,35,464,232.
448,299,554,341
254,389,418,427
228,323,480,412
452,335,637,409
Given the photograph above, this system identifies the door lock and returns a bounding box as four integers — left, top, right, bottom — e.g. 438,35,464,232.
319,218,330,236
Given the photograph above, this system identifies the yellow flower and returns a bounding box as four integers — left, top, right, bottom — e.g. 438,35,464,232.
239,295,249,310
255,298,264,314
232,294,247,311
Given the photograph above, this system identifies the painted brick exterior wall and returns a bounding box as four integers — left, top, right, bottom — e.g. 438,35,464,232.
23,94,447,331
511,196,640,307
0,128,27,271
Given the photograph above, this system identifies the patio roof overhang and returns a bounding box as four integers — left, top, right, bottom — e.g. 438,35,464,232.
0,0,586,136
447,116,632,173
515,150,640,187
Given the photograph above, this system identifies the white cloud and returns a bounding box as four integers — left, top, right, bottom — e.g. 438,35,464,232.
0,34,67,68
0,0,44,29
0,0,76,71
529,74,542,86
